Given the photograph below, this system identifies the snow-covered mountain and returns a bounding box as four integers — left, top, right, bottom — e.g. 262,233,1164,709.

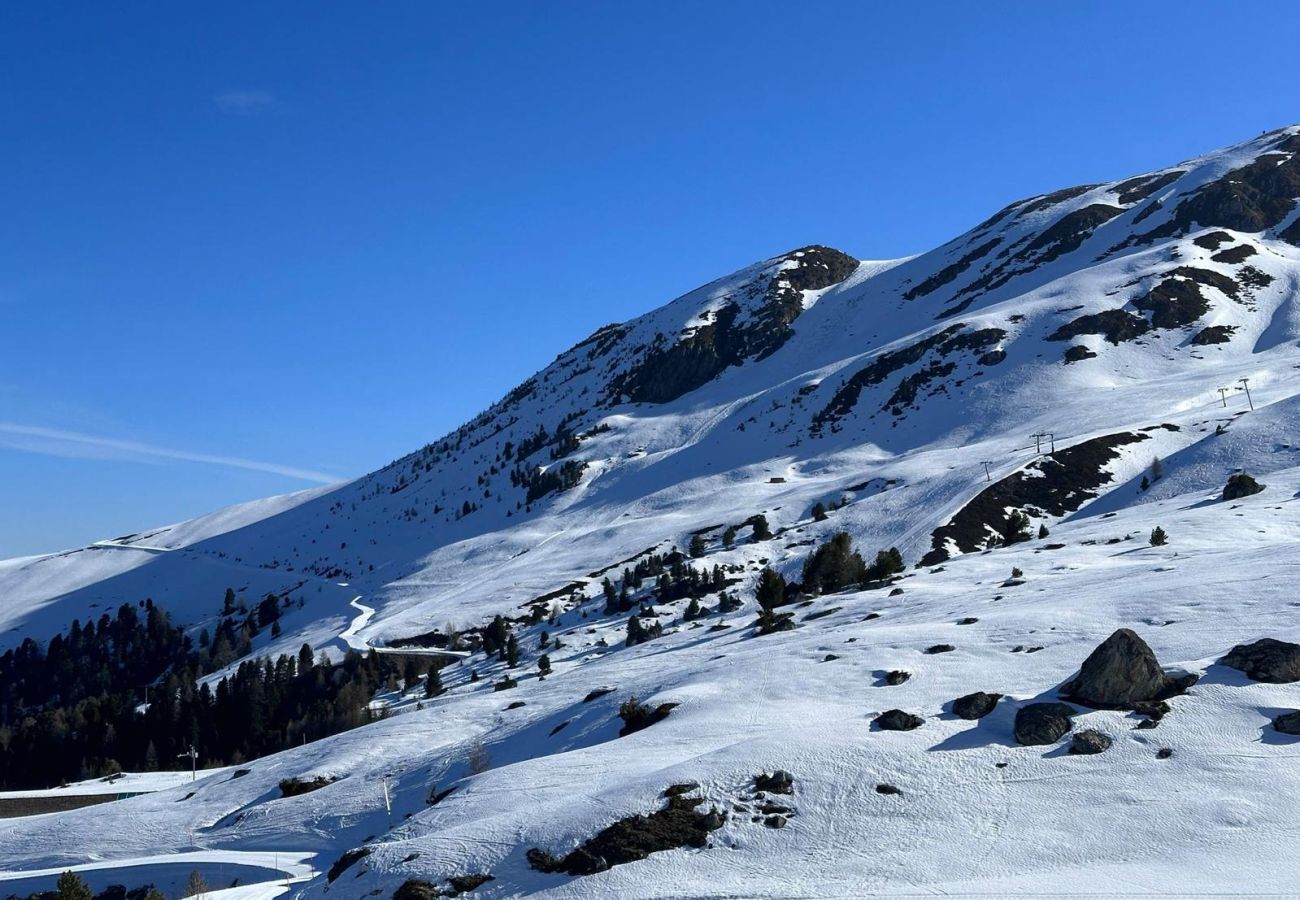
4,125,1300,897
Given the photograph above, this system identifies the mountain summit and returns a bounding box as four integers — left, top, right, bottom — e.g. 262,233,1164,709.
3,126,1300,896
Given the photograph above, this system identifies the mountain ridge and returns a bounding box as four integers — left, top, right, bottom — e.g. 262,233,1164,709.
3,124,1300,897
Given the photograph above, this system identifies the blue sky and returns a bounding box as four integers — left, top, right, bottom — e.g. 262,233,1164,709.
4,2,1299,556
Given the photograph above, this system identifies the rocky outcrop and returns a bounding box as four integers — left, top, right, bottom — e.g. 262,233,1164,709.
1223,472,1265,500
1014,702,1078,746
612,246,857,405
1273,711,1300,735
952,691,1001,720
1069,729,1113,755
1063,628,1196,709
875,709,924,731
1221,638,1300,683
922,431,1149,565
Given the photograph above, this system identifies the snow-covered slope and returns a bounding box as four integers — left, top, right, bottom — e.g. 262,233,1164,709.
4,126,1300,897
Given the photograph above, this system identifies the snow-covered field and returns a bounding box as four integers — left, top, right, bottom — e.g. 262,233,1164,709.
2,126,1299,896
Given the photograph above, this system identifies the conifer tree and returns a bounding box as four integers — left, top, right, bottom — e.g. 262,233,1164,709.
425,665,445,698
755,567,786,610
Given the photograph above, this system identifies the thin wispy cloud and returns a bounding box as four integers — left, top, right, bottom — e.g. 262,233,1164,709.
0,422,339,484
213,89,277,115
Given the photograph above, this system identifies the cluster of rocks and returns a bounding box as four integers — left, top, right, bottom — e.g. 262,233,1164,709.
1015,628,1197,748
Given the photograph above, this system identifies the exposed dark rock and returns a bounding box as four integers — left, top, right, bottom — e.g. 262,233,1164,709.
904,238,1001,301
1064,628,1194,709
953,691,1002,720
875,783,902,795
664,782,701,798
922,431,1148,565
1211,244,1257,264
1156,747,1173,760
1133,276,1212,329
1191,325,1236,345
583,687,616,703
1192,230,1234,250
618,697,678,736
1048,309,1151,345
1133,700,1171,722
447,874,495,895
1135,133,1300,244
1273,711,1300,735
764,815,788,828
816,324,963,426
1014,702,1078,746
957,617,979,625
885,670,911,686
393,879,441,900
1221,638,1300,683
813,325,1004,427
1021,203,1125,263
1063,344,1097,363
1115,170,1183,205
754,769,795,795
1223,472,1264,500
1069,729,1113,755
924,644,955,655
875,709,924,731
327,847,371,882
1017,184,1099,217
1239,265,1275,289
527,793,725,877
612,246,856,404
279,775,336,798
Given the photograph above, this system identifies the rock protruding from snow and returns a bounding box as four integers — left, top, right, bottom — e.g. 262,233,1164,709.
1069,730,1113,755
1221,638,1300,683
952,691,1001,720
1273,711,1300,735
1064,628,1194,709
1014,702,1077,746
874,709,924,731
1223,472,1265,500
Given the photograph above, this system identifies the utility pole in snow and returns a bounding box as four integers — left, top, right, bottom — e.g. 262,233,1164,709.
1238,377,1254,411
1217,386,1231,408
980,461,993,482
382,774,392,814
178,744,198,782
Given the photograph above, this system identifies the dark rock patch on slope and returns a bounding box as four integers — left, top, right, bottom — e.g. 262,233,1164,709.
921,431,1149,565
1191,325,1236,345
813,326,1005,428
527,792,725,877
1114,170,1184,205
904,238,1002,301
1047,309,1151,345
1135,132,1300,244
612,245,857,404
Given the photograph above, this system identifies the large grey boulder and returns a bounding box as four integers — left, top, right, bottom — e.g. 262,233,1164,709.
1014,702,1078,746
1222,638,1300,683
1064,628,1194,708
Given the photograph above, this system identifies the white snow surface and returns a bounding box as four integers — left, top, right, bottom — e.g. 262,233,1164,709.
2,126,1300,896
